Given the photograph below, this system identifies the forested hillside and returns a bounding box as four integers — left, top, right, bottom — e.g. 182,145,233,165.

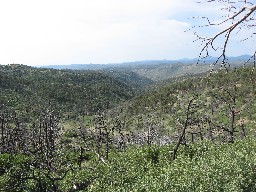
101,70,153,90
106,67,256,143
46,61,211,81
44,56,252,82
0,0,255,190
0,63,256,191
0,64,135,120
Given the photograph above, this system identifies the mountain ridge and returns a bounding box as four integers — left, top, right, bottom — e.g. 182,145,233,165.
40,55,252,70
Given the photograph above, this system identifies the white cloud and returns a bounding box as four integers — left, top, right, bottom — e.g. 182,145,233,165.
0,0,253,65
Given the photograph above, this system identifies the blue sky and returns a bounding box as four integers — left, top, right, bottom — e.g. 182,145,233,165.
0,0,254,66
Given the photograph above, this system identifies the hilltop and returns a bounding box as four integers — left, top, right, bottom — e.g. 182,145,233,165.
42,55,252,81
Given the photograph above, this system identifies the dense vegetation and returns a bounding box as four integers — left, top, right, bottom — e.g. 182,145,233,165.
0,63,256,191
0,64,136,120
1,138,255,191
61,138,256,191
101,70,153,90
107,67,256,144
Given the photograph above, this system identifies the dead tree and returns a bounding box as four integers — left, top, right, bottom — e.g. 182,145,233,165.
0,112,7,152
27,110,69,191
172,96,197,160
77,126,95,168
113,118,127,151
192,1,256,67
0,109,28,154
210,82,240,143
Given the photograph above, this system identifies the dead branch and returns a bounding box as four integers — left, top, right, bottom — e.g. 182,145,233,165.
193,1,256,66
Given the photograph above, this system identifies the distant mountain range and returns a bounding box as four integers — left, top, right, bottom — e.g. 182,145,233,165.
40,55,253,82
41,55,252,70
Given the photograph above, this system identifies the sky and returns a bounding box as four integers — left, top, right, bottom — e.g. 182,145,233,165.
0,0,254,66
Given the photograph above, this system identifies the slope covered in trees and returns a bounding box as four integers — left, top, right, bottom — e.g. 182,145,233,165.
107,66,256,144
44,55,253,82
101,70,154,90
0,64,135,120
0,63,256,191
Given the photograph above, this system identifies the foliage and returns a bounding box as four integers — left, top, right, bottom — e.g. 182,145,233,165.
1,63,256,191
0,64,135,121
59,138,256,191
1,138,255,191
114,67,256,141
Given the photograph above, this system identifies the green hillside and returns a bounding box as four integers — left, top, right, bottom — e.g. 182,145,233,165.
44,56,253,82
101,70,154,90
129,62,211,81
1,64,256,191
0,64,135,120
107,67,256,142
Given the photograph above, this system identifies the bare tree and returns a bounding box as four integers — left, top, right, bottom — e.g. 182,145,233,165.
26,110,70,191
172,95,199,160
192,0,256,67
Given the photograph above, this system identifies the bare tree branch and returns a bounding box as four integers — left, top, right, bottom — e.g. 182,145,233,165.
192,1,256,67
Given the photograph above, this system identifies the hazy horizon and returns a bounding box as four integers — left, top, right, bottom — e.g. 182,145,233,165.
0,0,254,66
